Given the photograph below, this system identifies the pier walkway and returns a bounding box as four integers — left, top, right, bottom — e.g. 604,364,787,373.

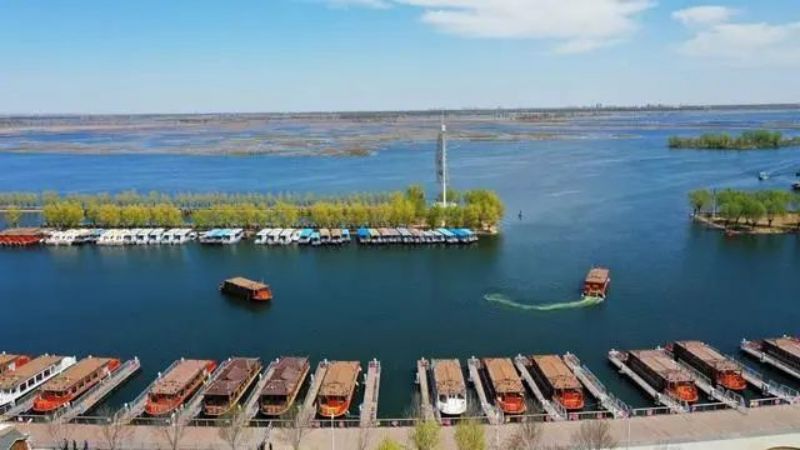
117,359,182,423
741,339,800,381
177,359,227,425
415,359,436,422
466,357,501,425
562,353,630,418
243,359,278,421
608,350,689,414
53,358,140,423
513,355,566,421
300,360,328,421
359,359,380,427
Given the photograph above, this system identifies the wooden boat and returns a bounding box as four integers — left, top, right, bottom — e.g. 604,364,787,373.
32,357,121,413
0,353,30,375
0,355,77,409
583,267,611,299
672,341,746,391
0,228,44,247
317,361,361,418
259,357,310,416
762,336,800,372
145,359,217,416
202,358,261,417
219,277,272,302
482,358,526,414
431,359,467,416
628,349,698,403
528,355,584,410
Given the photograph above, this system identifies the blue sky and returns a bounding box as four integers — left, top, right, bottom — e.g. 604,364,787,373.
1,0,798,113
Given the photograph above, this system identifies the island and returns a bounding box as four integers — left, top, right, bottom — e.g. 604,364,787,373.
669,130,800,150
689,188,800,234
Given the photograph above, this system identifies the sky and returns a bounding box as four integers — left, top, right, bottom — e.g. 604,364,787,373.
0,0,798,114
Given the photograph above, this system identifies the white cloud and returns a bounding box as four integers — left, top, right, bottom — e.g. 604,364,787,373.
672,6,736,27
325,0,392,8
324,0,655,53
673,6,800,67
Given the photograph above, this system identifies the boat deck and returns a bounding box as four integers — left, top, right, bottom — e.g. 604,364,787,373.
562,353,630,418
608,350,689,414
742,339,800,381
514,355,566,421
359,359,380,427
466,357,501,425
415,359,436,422
53,358,141,423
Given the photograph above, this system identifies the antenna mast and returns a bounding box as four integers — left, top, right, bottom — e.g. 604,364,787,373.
436,112,448,206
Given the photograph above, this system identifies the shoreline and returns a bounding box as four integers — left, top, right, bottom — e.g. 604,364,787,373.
692,213,799,235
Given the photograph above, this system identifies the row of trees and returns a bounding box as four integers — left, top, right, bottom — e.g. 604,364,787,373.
689,188,799,227
669,130,800,150
12,186,506,230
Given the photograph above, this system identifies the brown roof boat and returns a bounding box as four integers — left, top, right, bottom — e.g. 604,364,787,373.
203,357,261,417
260,357,310,416
763,337,800,371
0,354,30,375
145,359,217,416
482,358,526,415
33,357,120,413
0,355,65,391
432,359,466,396
529,355,584,410
317,361,361,418
673,341,746,391
628,349,698,403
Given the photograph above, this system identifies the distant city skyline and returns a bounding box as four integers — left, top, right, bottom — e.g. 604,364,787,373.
1,0,798,114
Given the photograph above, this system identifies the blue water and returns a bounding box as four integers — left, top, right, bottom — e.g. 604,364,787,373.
1,109,800,417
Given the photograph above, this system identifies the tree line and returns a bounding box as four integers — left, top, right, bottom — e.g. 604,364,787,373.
689,188,799,228
3,186,505,231
669,130,800,150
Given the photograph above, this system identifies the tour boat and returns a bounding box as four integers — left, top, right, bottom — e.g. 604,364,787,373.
0,354,30,375
330,228,343,245
310,231,321,246
672,341,746,391
254,229,271,245
259,357,310,416
0,228,45,247
279,228,294,245
202,357,262,417
356,228,370,244
0,355,77,409
135,229,152,245
761,336,800,372
32,357,121,413
758,171,769,181
528,355,585,410
297,229,313,245
148,228,165,244
219,277,272,302
341,229,351,243
291,229,302,243
144,359,217,416
628,349,698,403
431,359,467,416
267,229,283,245
482,358,526,415
583,267,611,299
317,361,361,418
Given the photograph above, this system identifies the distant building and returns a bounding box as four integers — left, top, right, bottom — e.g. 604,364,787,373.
0,426,30,450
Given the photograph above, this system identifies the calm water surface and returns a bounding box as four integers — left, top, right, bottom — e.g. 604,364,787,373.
1,110,800,416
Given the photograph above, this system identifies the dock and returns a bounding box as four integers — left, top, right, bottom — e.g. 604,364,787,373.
513,355,566,421
741,339,800,381
608,350,689,414
666,352,745,411
53,358,141,423
466,357,501,425
563,353,630,418
0,393,37,419
242,359,278,421
733,357,800,404
300,360,329,420
359,359,381,427
415,359,436,422
117,359,182,423
176,359,228,425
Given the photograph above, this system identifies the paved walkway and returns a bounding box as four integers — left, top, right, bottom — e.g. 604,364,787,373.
10,404,800,449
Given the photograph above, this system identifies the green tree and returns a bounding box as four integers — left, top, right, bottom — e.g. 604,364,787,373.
3,206,22,228
42,201,84,228
95,204,122,228
410,420,441,450
454,419,485,450
274,202,299,227
757,191,790,228
740,196,766,226
151,204,183,227
405,184,427,219
426,205,445,228
688,189,713,216
120,205,151,227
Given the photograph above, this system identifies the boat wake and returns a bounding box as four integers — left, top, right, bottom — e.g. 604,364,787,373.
483,293,604,312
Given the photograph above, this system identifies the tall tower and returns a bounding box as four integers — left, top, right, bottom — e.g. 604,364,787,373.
436,119,448,206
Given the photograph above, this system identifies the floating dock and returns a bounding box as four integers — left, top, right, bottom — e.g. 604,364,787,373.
53,358,141,423
608,350,689,414
177,359,227,424
300,360,329,421
415,359,436,422
242,359,278,420
359,359,380,427
563,353,630,418
741,339,800,381
117,359,182,423
513,355,566,421
466,357,501,425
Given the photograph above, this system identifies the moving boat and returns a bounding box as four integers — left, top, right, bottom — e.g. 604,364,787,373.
202,358,261,417
219,277,273,302
583,267,611,299
628,349,698,403
0,354,30,375
431,359,467,416
0,355,77,409
32,357,121,413
259,357,310,416
758,171,769,181
672,341,746,391
145,359,217,416
528,355,585,410
317,361,361,418
482,358,526,415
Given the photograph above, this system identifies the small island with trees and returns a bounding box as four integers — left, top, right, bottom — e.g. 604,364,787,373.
669,130,800,150
689,188,800,234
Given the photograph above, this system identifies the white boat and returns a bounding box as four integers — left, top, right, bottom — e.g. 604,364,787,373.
0,354,77,409
148,228,165,244
279,228,294,245
267,229,283,246
290,229,301,243
431,359,468,416
200,228,243,245
135,229,152,245
254,229,271,245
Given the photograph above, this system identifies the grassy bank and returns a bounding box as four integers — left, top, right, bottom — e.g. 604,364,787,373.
669,130,800,150
689,188,800,233
0,186,505,231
